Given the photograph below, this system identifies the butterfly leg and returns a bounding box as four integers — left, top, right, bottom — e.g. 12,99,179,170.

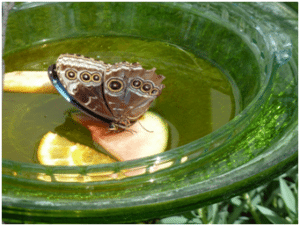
119,119,137,134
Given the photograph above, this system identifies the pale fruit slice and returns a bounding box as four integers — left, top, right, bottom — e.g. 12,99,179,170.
72,111,170,177
4,71,57,93
37,131,116,166
37,111,170,181
72,111,169,162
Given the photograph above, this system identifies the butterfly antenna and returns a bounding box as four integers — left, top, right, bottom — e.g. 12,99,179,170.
138,121,153,133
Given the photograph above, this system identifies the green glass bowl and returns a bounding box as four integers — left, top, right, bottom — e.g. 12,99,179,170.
2,2,297,223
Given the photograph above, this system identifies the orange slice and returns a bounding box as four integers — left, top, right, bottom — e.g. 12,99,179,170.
37,132,120,182
37,111,170,181
37,132,116,166
4,71,57,93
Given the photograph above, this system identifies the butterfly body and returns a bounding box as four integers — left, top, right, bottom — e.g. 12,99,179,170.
48,54,165,130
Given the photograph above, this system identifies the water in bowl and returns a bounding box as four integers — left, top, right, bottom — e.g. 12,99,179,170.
3,36,238,163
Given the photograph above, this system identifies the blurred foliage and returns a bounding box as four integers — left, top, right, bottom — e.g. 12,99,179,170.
149,165,298,224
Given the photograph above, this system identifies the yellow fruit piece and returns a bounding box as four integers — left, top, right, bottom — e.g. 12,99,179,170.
37,132,116,166
4,71,57,93
37,132,120,182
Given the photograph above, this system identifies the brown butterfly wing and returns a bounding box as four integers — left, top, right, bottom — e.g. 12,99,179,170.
56,54,114,121
103,62,165,126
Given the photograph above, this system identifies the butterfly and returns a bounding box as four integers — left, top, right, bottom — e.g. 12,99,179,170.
48,54,165,131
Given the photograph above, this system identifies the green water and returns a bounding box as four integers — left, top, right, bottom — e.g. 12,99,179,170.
3,36,237,163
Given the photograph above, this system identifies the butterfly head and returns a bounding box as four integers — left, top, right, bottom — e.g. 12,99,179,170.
108,122,118,131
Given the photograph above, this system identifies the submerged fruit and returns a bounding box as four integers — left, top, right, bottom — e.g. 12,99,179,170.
4,71,57,93
37,111,169,181
72,111,169,161
37,131,116,166
37,132,120,182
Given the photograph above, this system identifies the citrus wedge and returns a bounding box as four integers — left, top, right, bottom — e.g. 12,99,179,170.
4,71,57,93
37,132,119,182
37,131,116,166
